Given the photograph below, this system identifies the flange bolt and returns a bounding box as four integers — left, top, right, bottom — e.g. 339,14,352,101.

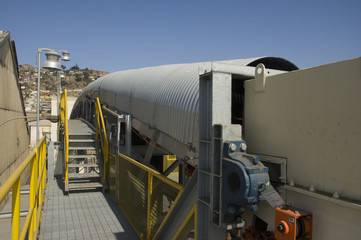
229,143,237,152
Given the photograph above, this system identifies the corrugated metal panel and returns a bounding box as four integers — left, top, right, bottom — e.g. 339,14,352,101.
153,64,200,145
73,57,298,151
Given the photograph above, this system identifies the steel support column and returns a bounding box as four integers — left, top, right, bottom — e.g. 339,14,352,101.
125,114,132,157
198,72,232,239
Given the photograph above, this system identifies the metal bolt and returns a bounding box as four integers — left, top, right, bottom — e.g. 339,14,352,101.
229,143,237,152
240,142,247,151
228,205,236,214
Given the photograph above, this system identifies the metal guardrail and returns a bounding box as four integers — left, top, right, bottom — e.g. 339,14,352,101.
59,90,69,189
95,97,109,180
0,137,47,240
172,202,198,240
117,152,184,240
94,97,196,239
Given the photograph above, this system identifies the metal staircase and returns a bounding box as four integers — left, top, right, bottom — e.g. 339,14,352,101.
65,119,104,193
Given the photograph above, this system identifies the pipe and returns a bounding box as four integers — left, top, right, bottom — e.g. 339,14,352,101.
0,210,28,219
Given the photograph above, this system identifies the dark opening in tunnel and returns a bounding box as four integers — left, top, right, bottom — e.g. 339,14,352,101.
247,57,299,71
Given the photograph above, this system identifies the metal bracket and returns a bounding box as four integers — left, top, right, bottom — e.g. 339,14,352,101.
255,63,266,92
285,184,361,211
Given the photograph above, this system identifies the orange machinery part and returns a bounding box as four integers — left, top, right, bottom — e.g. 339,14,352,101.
274,206,313,240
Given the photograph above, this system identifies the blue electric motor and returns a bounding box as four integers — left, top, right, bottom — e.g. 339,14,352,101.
222,141,270,217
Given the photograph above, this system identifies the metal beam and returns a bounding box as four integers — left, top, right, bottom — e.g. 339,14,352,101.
199,62,286,78
284,185,361,211
198,72,232,239
125,114,131,157
156,171,198,239
143,130,159,164
163,160,181,176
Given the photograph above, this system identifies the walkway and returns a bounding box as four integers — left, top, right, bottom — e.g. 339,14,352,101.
38,141,139,239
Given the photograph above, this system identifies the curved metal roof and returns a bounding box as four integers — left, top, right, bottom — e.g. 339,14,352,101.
73,57,298,154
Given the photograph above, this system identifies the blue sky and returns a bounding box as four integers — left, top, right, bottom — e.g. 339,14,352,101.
2,0,360,73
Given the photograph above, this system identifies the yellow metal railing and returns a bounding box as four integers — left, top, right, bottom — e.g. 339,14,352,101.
107,152,117,199
94,97,188,239
172,203,198,240
95,97,109,180
59,89,69,187
0,137,47,240
117,152,184,240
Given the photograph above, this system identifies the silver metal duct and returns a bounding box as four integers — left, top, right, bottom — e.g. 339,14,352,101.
72,57,297,157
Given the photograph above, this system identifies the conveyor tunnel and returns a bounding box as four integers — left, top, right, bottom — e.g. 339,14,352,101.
71,56,297,169
70,56,299,239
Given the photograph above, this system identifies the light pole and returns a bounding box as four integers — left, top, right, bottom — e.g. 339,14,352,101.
57,71,65,110
57,50,70,111
36,49,69,144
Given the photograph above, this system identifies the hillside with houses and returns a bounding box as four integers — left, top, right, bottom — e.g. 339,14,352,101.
18,64,108,113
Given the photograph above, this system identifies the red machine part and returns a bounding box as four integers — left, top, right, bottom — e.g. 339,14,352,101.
274,206,313,240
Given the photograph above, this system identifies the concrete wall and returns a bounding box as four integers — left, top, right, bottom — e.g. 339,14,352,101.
0,31,30,210
28,120,51,147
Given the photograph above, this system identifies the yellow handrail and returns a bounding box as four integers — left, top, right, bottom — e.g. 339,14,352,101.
95,97,108,180
117,152,184,240
0,137,47,240
94,98,187,239
171,202,198,240
59,90,69,187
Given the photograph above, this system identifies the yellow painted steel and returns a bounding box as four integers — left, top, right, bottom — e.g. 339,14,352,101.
117,152,183,240
163,155,179,173
193,203,198,238
147,173,153,240
172,202,198,240
0,137,47,240
107,152,117,199
11,178,20,240
59,90,69,185
119,153,183,192
152,184,184,239
35,142,47,225
29,148,37,239
20,207,34,239
93,99,186,239
95,97,109,180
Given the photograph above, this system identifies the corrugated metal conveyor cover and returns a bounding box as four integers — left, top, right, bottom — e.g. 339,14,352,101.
74,57,298,148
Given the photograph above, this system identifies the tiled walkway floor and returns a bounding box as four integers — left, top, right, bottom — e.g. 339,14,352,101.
39,157,139,240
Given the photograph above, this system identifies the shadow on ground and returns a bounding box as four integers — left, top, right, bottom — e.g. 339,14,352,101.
104,193,140,240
